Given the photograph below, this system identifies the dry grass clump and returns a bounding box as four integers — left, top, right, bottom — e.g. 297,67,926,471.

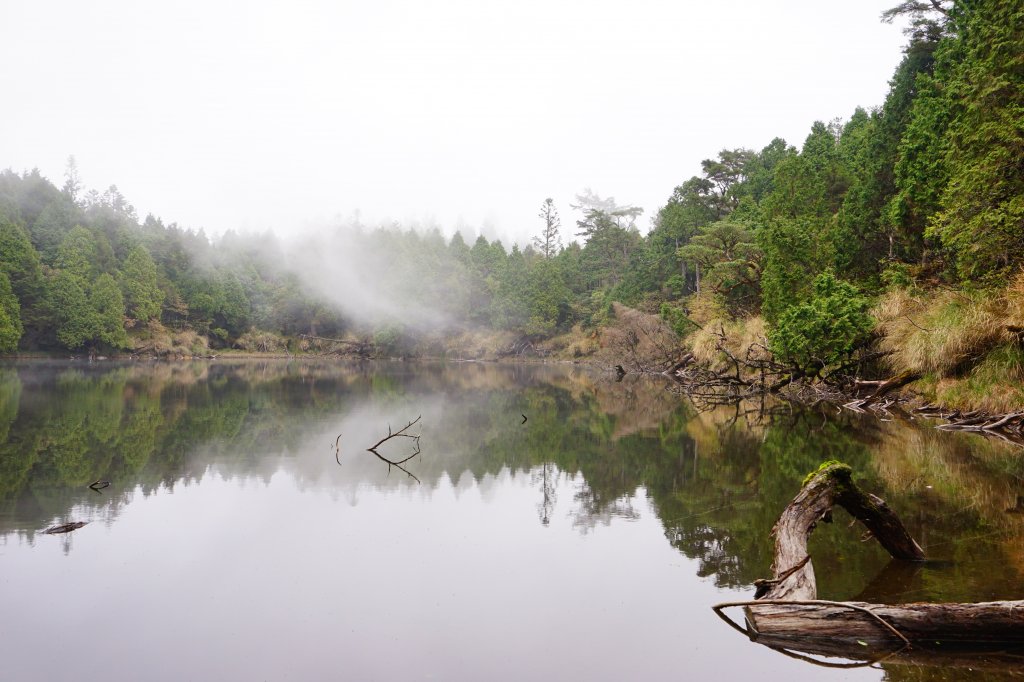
131,322,209,357
930,344,1024,412
234,329,287,353
542,325,600,360
874,287,1006,376
689,314,770,375
171,329,209,356
679,292,770,372
874,271,1024,410
442,329,519,360
1004,269,1024,329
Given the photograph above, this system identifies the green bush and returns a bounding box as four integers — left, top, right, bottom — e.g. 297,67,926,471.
768,271,873,372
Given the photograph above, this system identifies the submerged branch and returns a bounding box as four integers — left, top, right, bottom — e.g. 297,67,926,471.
335,416,423,483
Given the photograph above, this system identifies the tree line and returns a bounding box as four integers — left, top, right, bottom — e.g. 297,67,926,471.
1,0,1020,360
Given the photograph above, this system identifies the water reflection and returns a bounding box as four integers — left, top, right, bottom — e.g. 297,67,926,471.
1,360,1023,681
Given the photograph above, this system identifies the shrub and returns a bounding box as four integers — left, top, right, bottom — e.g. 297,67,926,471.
768,271,873,372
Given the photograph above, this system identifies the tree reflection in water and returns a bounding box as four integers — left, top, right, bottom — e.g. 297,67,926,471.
1,359,1022,607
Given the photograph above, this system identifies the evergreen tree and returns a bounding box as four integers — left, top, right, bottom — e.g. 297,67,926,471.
758,219,819,324
55,226,103,285
0,272,22,353
0,217,45,322
533,198,562,259
120,245,163,322
47,271,96,350
90,273,129,349
926,0,1024,281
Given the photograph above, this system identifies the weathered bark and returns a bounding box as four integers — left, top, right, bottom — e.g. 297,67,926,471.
847,370,921,410
663,353,694,378
714,462,1024,655
44,521,88,534
738,599,1024,647
757,462,923,602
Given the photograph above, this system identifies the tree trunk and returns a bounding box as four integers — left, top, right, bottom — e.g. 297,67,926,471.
713,463,1024,654
757,462,922,602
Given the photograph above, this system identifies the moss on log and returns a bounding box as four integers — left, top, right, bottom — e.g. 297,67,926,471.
714,461,1024,656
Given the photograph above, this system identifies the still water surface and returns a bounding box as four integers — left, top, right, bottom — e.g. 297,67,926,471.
1,360,1023,681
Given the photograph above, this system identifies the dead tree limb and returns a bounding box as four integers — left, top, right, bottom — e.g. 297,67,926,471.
712,462,1024,657
850,371,922,407
44,522,88,534
759,462,923,602
333,417,424,482
366,416,422,483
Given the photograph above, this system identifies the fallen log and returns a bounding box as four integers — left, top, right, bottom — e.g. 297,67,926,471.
662,353,694,379
713,462,1024,660
43,521,88,534
754,462,922,602
851,370,921,405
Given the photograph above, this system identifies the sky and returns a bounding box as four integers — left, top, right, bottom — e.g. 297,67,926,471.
0,0,909,246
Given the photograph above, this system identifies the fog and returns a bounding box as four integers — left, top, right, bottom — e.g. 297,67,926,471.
1,0,908,246
285,222,463,331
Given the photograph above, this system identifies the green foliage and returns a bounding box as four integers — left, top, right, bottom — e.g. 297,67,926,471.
373,325,408,356
677,220,761,308
768,271,874,371
217,274,250,337
29,200,77,259
757,218,818,324
46,272,94,349
523,259,570,336
763,121,847,222
90,273,130,349
880,261,915,290
925,0,1024,281
120,245,163,322
0,217,45,312
55,225,114,285
0,272,22,352
659,302,698,337
0,1,1021,365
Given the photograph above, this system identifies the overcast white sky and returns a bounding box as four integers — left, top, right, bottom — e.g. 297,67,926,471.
1,0,908,246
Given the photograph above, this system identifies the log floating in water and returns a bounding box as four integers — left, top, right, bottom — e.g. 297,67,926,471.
43,521,88,534
738,599,1024,647
714,462,1024,658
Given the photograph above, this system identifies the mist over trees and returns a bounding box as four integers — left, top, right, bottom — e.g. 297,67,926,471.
0,1,1020,359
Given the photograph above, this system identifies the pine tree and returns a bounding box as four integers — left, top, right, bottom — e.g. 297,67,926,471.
0,272,22,352
533,198,562,259
120,245,163,322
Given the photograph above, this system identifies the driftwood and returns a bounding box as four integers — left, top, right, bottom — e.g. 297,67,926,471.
915,404,1024,445
662,353,694,379
846,370,921,410
44,522,88,534
754,462,924,603
335,416,423,483
713,462,1024,663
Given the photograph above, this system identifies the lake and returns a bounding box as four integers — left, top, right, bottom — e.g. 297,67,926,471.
1,360,1022,681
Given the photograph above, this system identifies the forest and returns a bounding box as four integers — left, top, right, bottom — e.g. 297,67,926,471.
1,0,1021,408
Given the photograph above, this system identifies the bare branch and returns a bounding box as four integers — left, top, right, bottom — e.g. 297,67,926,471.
366,416,423,483
333,416,424,482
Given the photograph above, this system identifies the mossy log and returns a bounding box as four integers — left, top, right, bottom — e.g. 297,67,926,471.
758,462,923,601
714,462,1024,657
